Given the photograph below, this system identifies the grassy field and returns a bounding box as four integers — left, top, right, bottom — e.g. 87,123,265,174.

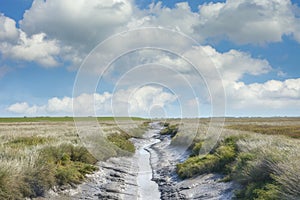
163,118,300,200
226,124,300,138
0,118,148,199
0,116,145,123
1,117,300,200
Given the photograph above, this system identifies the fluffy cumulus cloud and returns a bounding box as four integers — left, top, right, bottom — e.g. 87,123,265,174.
7,78,300,116
200,46,271,81
130,0,300,44
7,86,177,116
0,13,61,67
0,14,19,42
1,0,300,67
108,45,271,83
0,0,135,68
196,0,300,44
0,31,60,67
127,86,177,113
7,102,40,115
226,78,300,109
20,0,133,48
129,2,199,36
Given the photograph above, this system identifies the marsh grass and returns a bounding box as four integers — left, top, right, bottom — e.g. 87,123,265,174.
4,136,54,148
235,135,300,200
107,132,135,153
227,124,300,138
0,143,98,199
174,118,300,200
177,136,239,178
160,123,179,137
0,120,148,199
0,117,145,123
177,133,297,199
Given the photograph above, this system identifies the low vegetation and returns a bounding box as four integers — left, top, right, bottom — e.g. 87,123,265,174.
160,122,179,137
107,132,135,154
0,141,97,199
0,116,145,123
177,136,239,178
0,119,148,199
175,118,300,200
4,136,53,148
227,124,300,138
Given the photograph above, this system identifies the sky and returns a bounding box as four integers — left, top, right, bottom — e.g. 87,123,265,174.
0,0,299,118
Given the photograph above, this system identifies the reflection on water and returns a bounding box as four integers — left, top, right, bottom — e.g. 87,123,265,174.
136,123,161,200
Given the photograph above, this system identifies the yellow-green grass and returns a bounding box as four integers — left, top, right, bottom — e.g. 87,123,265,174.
177,136,239,178
160,122,179,137
0,119,148,199
107,132,135,154
0,116,146,123
4,136,54,148
226,124,300,138
174,118,300,200
0,141,98,199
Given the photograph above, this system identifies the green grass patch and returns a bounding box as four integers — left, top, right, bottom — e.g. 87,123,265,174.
227,124,300,138
28,144,97,197
0,117,75,122
177,136,238,179
190,141,203,156
232,153,280,200
0,144,98,199
160,123,179,137
0,166,26,200
4,136,53,148
177,135,283,199
107,132,135,153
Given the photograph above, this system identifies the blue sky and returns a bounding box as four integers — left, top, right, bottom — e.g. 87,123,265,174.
0,0,299,117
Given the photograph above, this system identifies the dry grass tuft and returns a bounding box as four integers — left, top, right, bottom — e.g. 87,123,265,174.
0,120,148,199
175,118,300,200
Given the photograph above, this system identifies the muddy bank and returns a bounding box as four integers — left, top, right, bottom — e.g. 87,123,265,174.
45,122,237,199
150,133,237,199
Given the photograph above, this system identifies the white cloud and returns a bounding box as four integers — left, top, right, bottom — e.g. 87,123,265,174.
80,45,272,116
1,0,300,117
226,78,300,109
127,86,177,113
130,2,199,36
200,46,271,81
128,0,300,44
47,97,73,113
6,86,177,116
0,14,19,42
7,78,300,117
17,0,300,49
196,0,298,44
1,0,299,69
7,102,39,115
20,0,133,49
107,46,271,84
0,31,61,67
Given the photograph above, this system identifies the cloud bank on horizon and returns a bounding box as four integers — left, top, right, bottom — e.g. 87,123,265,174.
0,0,300,117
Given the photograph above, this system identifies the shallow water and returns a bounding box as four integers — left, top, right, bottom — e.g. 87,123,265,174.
136,143,160,199
136,122,162,199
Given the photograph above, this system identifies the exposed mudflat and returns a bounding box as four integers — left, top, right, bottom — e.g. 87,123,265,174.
45,122,237,200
